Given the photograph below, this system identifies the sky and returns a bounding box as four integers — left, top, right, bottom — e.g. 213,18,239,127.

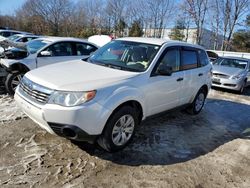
0,0,27,15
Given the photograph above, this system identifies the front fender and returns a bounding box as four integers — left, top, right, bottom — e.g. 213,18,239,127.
99,85,146,119
0,58,19,69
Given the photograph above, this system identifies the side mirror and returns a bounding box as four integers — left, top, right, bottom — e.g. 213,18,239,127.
157,64,173,76
40,50,51,57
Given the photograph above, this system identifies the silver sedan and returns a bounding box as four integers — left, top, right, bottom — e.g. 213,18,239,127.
212,56,250,94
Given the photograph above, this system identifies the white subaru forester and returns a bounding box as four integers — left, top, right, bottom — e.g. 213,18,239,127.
15,37,212,152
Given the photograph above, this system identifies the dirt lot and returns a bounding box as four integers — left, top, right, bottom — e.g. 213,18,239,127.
0,88,250,188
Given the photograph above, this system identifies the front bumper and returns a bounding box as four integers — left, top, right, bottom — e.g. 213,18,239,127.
15,86,112,142
211,77,245,91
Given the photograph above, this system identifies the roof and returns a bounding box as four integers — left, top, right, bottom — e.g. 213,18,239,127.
220,56,250,61
11,34,40,38
116,37,204,49
0,29,31,34
31,36,98,48
33,36,88,43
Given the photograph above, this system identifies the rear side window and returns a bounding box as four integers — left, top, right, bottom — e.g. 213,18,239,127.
76,43,97,56
46,42,73,56
198,50,209,67
181,50,198,70
0,31,11,37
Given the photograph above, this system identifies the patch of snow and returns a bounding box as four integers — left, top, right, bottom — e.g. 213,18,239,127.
0,95,26,123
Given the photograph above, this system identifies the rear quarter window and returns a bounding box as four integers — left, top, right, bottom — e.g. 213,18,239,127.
198,50,209,67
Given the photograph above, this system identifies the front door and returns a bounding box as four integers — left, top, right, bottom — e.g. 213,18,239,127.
145,47,184,116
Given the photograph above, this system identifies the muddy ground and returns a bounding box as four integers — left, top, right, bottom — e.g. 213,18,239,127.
0,88,250,188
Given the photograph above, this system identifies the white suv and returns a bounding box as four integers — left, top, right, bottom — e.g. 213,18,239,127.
15,37,212,152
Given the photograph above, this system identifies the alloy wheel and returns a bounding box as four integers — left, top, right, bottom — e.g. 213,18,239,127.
111,114,135,146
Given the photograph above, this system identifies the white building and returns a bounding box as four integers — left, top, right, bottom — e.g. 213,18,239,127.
143,28,223,50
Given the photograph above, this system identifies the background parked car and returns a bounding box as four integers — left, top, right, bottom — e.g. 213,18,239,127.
0,37,98,94
88,35,113,47
0,29,32,38
8,34,40,43
0,34,40,57
212,56,250,94
206,50,219,63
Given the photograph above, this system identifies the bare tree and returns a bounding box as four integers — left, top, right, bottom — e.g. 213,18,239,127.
183,0,208,45
220,0,250,50
208,0,222,50
106,0,127,37
19,0,74,35
144,0,175,38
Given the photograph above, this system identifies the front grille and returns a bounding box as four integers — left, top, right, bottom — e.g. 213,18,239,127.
213,73,230,79
19,77,53,104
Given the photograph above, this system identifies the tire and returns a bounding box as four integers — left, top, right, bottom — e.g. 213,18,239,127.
238,81,246,94
97,106,138,152
5,72,23,95
186,88,207,115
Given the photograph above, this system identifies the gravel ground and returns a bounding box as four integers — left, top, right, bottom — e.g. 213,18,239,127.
0,88,250,188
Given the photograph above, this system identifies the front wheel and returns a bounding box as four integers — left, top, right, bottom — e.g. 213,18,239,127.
238,81,246,94
186,88,207,115
5,72,23,95
97,106,138,152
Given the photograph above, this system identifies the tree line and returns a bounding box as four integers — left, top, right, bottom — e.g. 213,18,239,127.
0,0,249,51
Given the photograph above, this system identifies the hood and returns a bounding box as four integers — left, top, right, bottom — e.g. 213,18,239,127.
212,65,245,76
25,60,140,91
2,48,28,59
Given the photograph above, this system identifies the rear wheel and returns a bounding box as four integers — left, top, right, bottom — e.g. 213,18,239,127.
97,106,138,152
5,72,23,95
186,88,207,115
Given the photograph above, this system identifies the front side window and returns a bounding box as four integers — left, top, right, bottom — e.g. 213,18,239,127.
45,42,73,56
88,40,160,72
27,39,51,54
181,50,198,70
8,35,20,41
76,43,97,56
155,49,180,73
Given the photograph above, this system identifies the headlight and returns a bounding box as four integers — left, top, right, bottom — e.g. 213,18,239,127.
231,72,245,80
48,90,96,107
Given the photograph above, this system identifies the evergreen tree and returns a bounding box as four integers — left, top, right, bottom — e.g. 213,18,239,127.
232,15,250,52
169,20,185,41
129,20,143,37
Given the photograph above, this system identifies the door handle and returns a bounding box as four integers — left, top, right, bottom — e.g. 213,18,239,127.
198,73,203,76
176,77,184,82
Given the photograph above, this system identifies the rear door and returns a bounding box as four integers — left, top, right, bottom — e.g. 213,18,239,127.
146,46,184,115
179,47,200,105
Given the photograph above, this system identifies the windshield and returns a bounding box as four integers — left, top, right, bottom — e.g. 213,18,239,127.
214,58,248,70
88,40,160,72
8,35,21,41
26,39,51,54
